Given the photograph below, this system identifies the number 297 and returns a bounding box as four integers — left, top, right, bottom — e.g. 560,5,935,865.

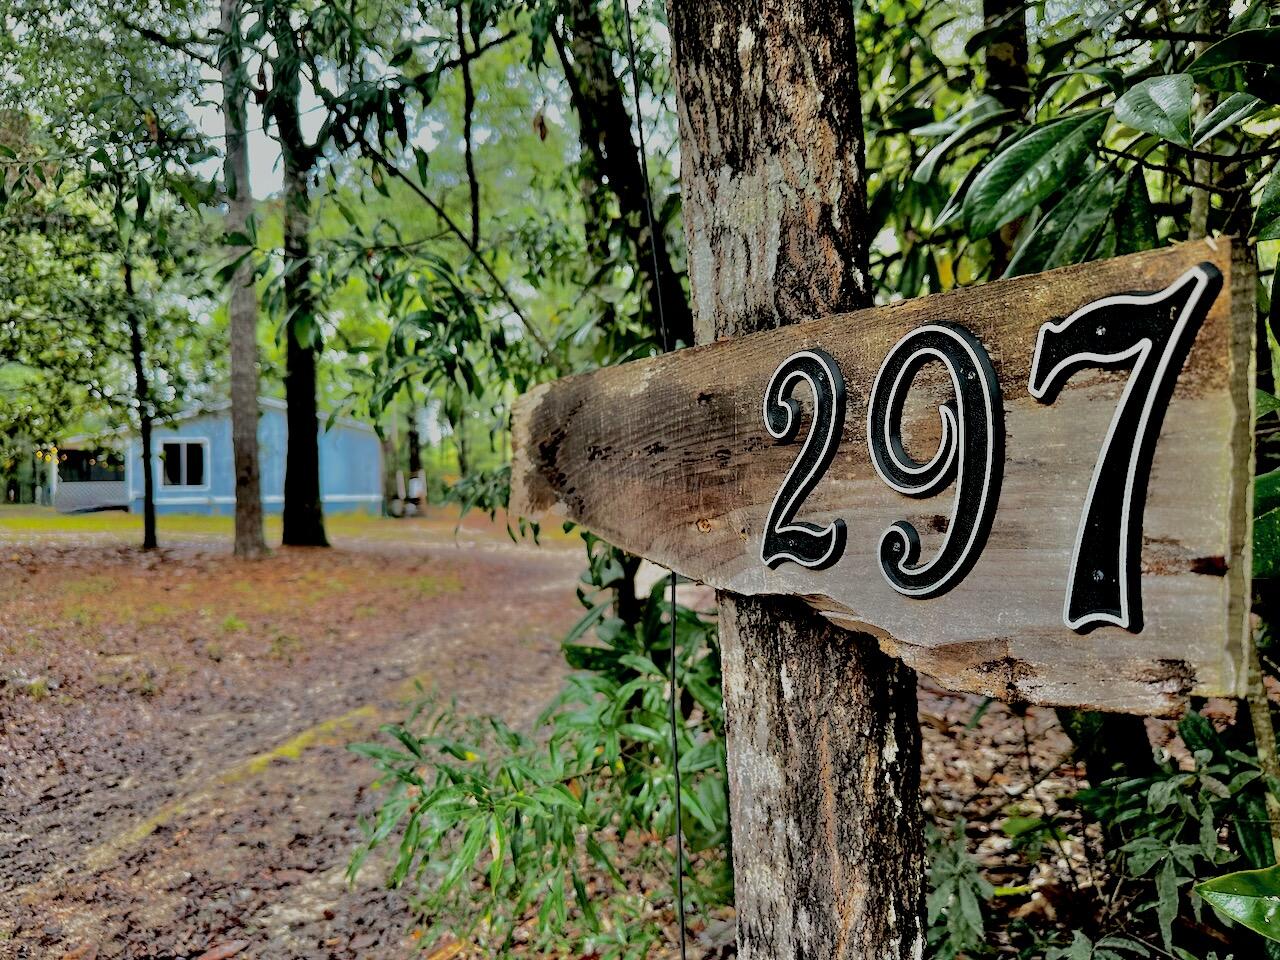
760,263,1221,634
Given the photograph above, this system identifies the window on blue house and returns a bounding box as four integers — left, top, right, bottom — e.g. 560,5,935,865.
161,441,206,487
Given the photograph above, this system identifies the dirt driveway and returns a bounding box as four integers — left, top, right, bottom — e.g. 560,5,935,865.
0,509,586,959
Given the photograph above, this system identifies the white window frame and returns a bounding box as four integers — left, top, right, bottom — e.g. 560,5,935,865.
158,437,210,491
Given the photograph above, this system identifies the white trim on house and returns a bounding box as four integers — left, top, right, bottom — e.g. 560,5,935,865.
158,436,211,492
149,493,382,505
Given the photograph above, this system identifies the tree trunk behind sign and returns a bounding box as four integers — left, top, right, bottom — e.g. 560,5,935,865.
220,0,267,559
667,3,926,957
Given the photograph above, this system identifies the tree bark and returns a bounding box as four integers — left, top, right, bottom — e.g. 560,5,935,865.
406,397,425,514
555,0,694,351
668,3,926,957
124,257,157,551
220,0,267,559
267,6,327,548
983,0,1029,275
279,160,327,546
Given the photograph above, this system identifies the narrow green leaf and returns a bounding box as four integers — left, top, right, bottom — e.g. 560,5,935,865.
1005,168,1115,277
1192,92,1263,145
1259,390,1280,421
1197,864,1280,942
912,108,1015,185
963,111,1109,237
1156,857,1179,950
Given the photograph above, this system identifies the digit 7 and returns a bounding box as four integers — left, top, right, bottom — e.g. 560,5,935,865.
1028,262,1222,633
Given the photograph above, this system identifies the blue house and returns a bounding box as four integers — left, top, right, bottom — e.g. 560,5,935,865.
54,397,383,516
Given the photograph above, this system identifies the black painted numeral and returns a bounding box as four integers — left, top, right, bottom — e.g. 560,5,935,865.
761,349,848,570
867,323,1004,598
1028,262,1221,633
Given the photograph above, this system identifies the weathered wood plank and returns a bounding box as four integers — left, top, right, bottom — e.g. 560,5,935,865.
511,239,1255,714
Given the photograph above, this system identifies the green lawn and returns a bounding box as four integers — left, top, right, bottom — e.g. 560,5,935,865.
0,505,418,543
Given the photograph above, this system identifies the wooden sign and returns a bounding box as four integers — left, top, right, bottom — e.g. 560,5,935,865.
511,240,1255,714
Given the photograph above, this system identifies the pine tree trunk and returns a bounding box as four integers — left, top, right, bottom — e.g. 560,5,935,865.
555,0,694,350
668,3,925,956
279,155,327,547
220,0,267,559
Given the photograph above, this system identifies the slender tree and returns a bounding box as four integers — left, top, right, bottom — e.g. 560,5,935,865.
261,2,328,546
553,0,693,350
219,0,267,558
123,254,158,550
668,1,925,956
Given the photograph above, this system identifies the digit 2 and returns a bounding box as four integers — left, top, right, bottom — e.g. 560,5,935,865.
1028,262,1222,633
761,348,848,570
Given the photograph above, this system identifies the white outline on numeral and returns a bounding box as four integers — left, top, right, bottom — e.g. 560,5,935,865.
1027,263,1217,632
867,325,999,598
761,349,845,570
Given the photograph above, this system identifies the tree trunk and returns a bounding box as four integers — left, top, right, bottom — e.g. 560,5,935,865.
983,0,1029,113
279,153,327,547
124,258,157,551
406,399,424,514
668,3,926,957
555,0,694,351
220,0,267,559
983,0,1029,275
456,2,481,250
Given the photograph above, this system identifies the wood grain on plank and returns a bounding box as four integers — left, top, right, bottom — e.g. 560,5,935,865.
512,240,1255,714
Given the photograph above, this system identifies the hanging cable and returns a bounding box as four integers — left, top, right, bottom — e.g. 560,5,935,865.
615,1,686,956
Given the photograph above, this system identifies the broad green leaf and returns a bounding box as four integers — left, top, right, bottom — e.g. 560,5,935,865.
1113,169,1158,254
1191,28,1280,74
1259,390,1280,421
963,111,1109,237
1258,468,1280,516
1197,864,1280,942
1257,172,1280,241
1192,93,1263,145
1257,506,1280,579
1190,29,1280,102
1114,74,1194,147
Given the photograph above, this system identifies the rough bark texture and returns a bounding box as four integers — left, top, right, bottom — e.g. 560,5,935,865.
667,2,925,956
555,0,694,350
124,258,157,551
220,0,267,559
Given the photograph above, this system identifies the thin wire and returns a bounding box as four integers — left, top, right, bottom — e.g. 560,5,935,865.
619,0,671,353
616,1,686,955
